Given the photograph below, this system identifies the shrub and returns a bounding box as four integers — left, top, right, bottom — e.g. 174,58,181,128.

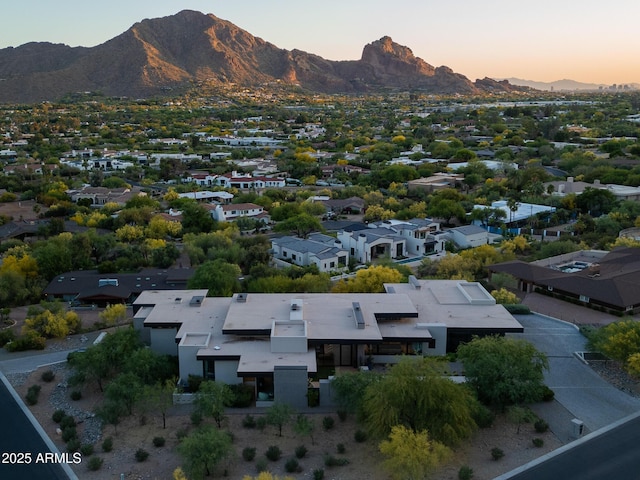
25,384,41,405
176,428,189,441
242,414,256,429
0,328,16,347
242,447,256,461
337,409,347,421
256,458,268,473
66,438,81,453
532,438,544,448
324,454,349,467
52,409,66,423
256,417,267,431
80,444,94,456
70,390,82,401
187,374,203,393
5,332,46,352
41,369,55,382
458,465,474,480
229,383,254,407
541,385,555,402
491,447,504,461
152,436,165,447
265,445,282,461
322,416,335,431
102,437,113,452
61,427,77,443
87,456,103,471
60,415,76,429
337,443,346,454
354,430,367,443
313,468,325,480
190,410,203,425
534,419,549,433
285,457,300,473
135,449,149,462
473,404,495,428
295,445,307,459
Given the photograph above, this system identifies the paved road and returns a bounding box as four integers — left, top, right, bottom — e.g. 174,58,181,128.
496,411,640,480
0,373,76,480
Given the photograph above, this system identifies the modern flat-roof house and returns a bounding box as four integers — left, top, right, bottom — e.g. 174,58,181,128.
133,277,522,408
271,233,349,272
488,247,640,315
372,218,447,257
337,227,407,263
446,225,493,249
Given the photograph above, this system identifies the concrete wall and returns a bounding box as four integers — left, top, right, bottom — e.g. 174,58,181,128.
422,323,447,356
149,328,178,356
133,317,150,345
215,360,242,385
274,366,308,409
178,345,202,381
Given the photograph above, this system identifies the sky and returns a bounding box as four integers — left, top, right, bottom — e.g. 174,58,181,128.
2,0,639,85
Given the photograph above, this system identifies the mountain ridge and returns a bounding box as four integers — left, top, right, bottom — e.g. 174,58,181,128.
0,10,528,103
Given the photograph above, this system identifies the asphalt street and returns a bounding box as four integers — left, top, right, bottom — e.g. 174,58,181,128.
0,372,76,480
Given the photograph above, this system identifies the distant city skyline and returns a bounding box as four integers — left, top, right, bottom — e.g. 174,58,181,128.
2,1,639,85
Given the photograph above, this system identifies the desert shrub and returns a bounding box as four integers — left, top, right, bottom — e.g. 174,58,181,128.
70,390,82,401
52,409,66,423
41,369,55,382
265,445,282,461
322,416,335,431
62,427,77,443
504,304,531,314
190,410,202,425
491,447,504,461
87,456,103,471
337,409,347,421
473,404,495,428
25,384,41,405
102,437,113,452
256,458,268,473
0,328,16,347
135,448,149,462
337,443,346,454
324,454,349,467
80,444,94,456
458,465,474,480
66,438,81,453
87,455,104,472
4,332,46,352
541,385,555,402
534,419,549,433
152,436,165,447
60,415,76,429
285,457,300,473
187,374,203,392
176,428,189,441
354,430,367,443
256,416,267,431
242,447,256,461
295,445,307,459
532,438,544,448
229,383,254,407
313,468,325,480
242,414,256,429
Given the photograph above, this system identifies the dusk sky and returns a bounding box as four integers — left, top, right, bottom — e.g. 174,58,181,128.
3,0,639,85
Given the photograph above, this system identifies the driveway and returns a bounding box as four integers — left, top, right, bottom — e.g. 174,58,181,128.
510,313,640,440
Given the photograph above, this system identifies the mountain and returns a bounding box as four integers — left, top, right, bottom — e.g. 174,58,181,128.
0,10,526,103
501,77,640,92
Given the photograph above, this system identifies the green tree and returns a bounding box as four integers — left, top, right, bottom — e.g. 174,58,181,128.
104,372,141,415
266,401,295,437
363,358,478,446
294,414,315,445
177,425,233,479
330,370,382,417
379,425,451,480
194,380,234,428
457,335,549,410
274,213,323,239
188,259,242,297
142,379,176,429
